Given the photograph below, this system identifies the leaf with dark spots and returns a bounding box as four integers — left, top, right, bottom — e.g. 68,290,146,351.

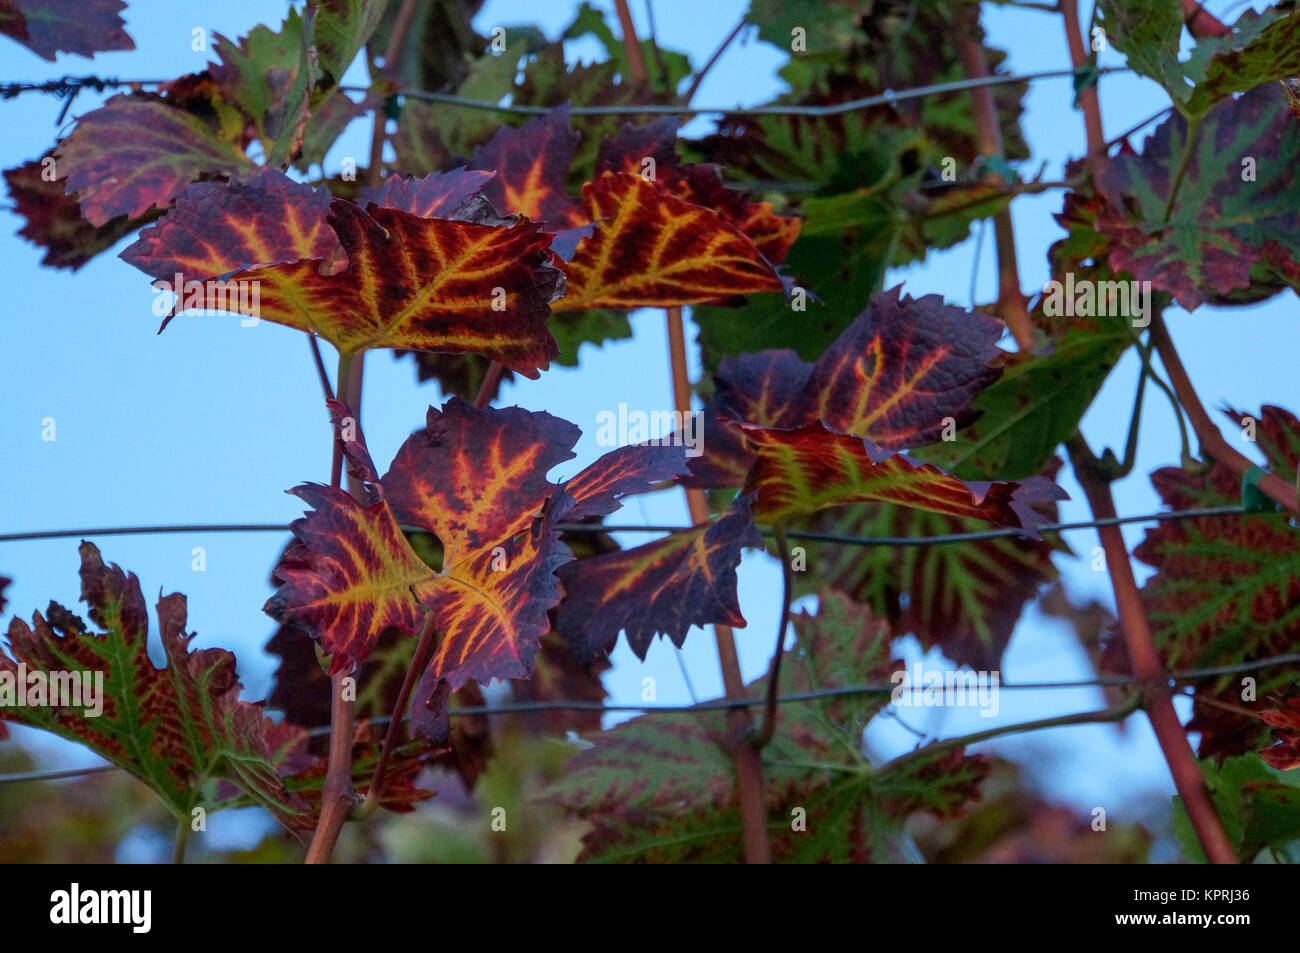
1131,405,1300,758
1095,85,1300,309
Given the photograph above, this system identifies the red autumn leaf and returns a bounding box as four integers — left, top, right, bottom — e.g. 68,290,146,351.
265,482,432,675
686,287,1009,488
55,96,255,226
2,542,312,831
803,287,1004,447
739,420,1053,529
1261,699,1300,771
268,398,687,689
468,105,587,229
596,117,800,264
371,168,498,219
174,198,564,371
555,493,763,660
3,151,159,270
552,171,785,311
120,169,341,283
0,0,133,61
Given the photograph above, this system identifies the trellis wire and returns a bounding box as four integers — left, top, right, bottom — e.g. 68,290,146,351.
0,505,1260,547
4,651,1299,786
2,66,1126,119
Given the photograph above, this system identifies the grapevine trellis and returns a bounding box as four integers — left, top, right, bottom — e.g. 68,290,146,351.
3,0,1300,866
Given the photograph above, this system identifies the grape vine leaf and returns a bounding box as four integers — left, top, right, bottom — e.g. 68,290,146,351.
1129,405,1300,758
171,198,565,370
596,117,801,264
1095,85,1300,310
55,95,255,226
1261,699,1300,772
120,169,341,282
209,6,319,168
4,151,160,270
267,399,688,692
1172,754,1300,862
555,493,763,661
1099,2,1300,117
545,592,989,862
1,542,313,831
0,0,133,61
552,172,785,311
740,421,1052,529
468,105,587,229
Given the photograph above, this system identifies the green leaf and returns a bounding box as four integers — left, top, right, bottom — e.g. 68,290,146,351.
1172,754,1300,862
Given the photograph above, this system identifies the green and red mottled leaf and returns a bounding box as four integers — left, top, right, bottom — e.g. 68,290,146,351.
795,501,1061,671
55,96,255,226
469,105,587,229
1261,699,1300,772
0,0,132,61
1129,405,1300,758
555,494,762,660
265,482,432,673
4,151,159,270
740,420,1055,529
312,0,389,84
120,169,340,282
1095,85,1300,310
552,172,784,311
1099,2,1300,116
209,7,318,168
176,199,564,370
546,593,988,862
2,542,312,830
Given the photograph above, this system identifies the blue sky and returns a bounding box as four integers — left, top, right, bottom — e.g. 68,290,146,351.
1,1,1295,860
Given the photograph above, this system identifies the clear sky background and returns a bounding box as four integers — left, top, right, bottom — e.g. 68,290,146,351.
1,0,1295,861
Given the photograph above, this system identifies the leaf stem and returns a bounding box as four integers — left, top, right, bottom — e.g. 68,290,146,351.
1161,112,1202,223
359,612,439,818
756,522,793,748
172,815,190,864
954,6,1036,351
876,692,1142,782
665,305,771,863
1149,314,1300,513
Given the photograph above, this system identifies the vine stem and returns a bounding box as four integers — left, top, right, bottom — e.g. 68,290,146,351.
756,522,793,747
359,612,439,817
876,693,1142,782
614,0,771,863
954,6,1036,352
1149,314,1300,514
304,0,422,865
1066,433,1238,864
1061,0,1104,162
306,350,360,865
666,309,771,865
173,815,191,864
